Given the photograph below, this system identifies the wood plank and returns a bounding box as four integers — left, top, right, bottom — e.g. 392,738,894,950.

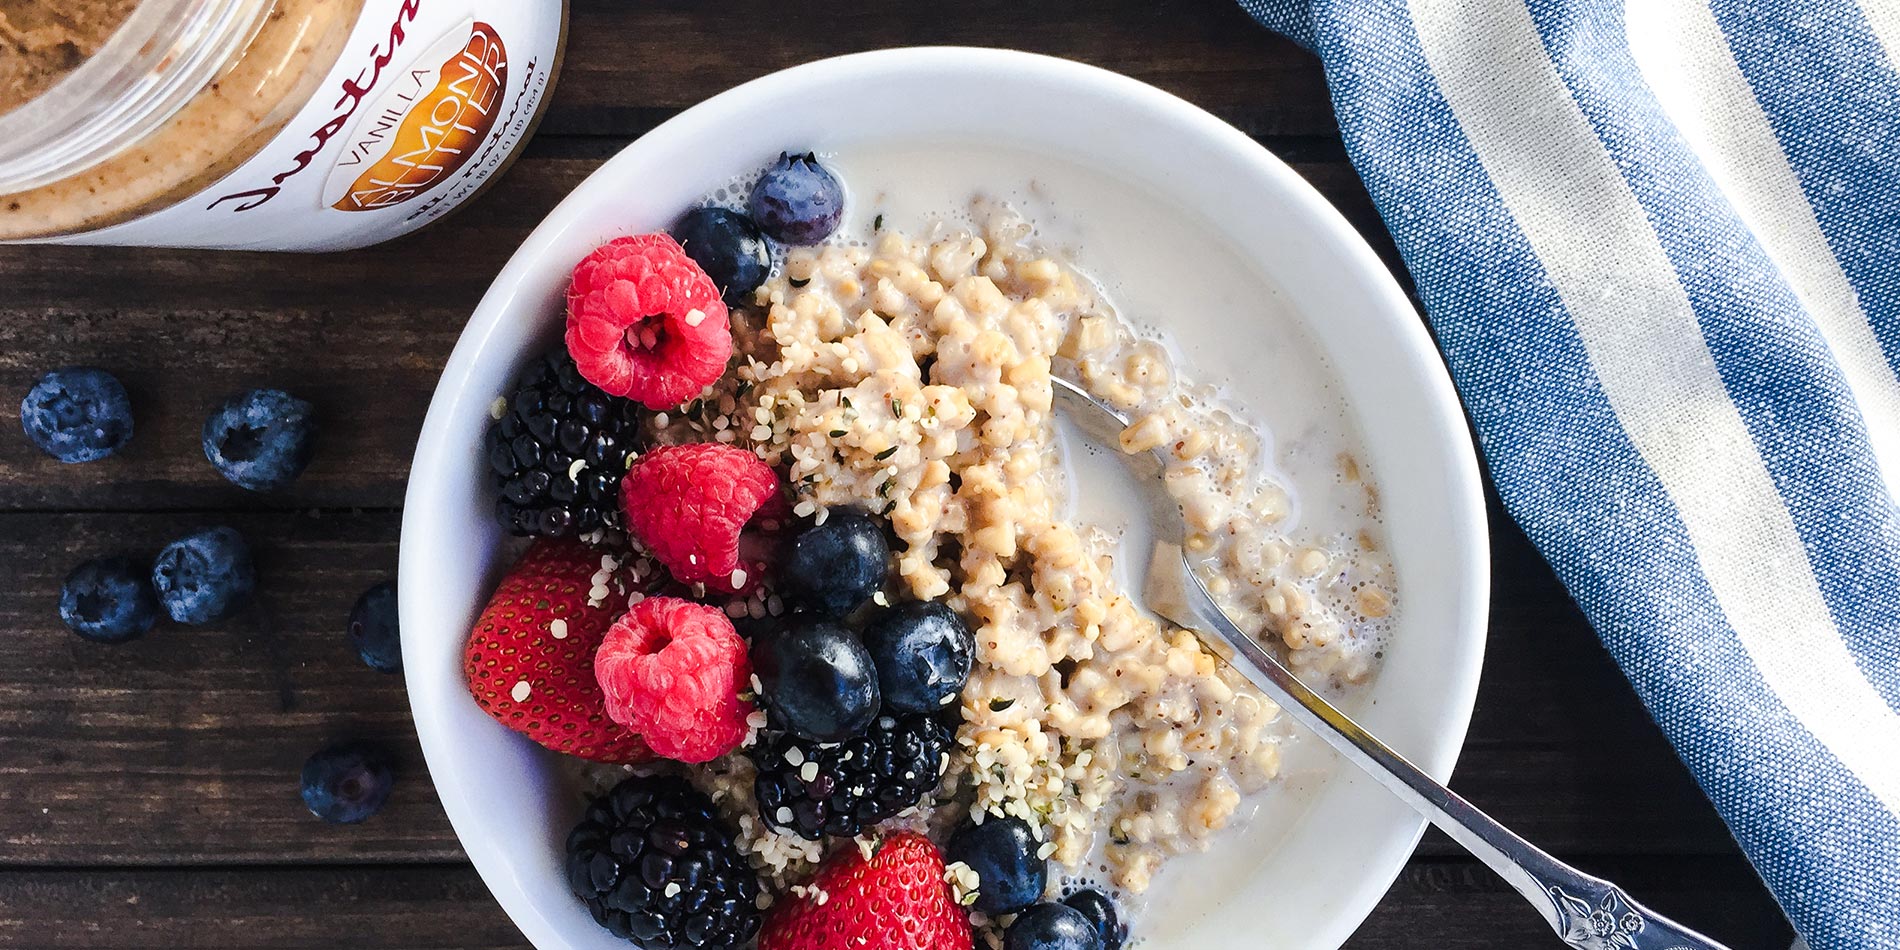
0,856,1788,950
1348,856,1792,950
0,510,459,865
0,865,527,949
541,0,1336,139
0,145,1389,512
0,507,1737,865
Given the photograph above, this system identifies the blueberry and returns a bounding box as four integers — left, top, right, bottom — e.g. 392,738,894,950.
202,388,316,492
348,580,401,673
1006,903,1103,950
58,556,159,643
151,527,255,624
780,510,888,618
20,367,133,463
672,207,771,305
300,740,394,824
947,816,1047,915
1062,889,1126,950
750,617,879,742
747,152,845,245
862,602,974,713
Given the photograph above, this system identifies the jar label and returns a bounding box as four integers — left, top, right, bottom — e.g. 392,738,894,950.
325,19,509,213
32,0,564,251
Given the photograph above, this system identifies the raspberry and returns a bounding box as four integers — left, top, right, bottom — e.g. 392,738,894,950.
566,234,733,410
621,443,784,594
595,595,755,762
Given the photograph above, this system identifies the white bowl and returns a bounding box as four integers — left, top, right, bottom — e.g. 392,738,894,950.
402,47,1489,950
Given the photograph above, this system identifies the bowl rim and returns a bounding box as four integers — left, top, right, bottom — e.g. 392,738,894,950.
402,45,1490,950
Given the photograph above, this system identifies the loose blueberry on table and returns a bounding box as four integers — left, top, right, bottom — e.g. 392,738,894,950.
347,579,401,673
58,556,160,643
151,526,255,625
20,366,134,463
202,387,316,492
300,740,394,824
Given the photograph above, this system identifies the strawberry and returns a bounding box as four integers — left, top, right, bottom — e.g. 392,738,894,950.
464,539,652,763
761,832,973,950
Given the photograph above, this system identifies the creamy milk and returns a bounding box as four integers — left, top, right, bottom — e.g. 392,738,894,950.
799,142,1394,935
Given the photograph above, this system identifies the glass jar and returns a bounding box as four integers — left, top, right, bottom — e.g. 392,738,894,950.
0,0,567,251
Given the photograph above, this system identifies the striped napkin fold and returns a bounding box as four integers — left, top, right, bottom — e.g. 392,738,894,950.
1234,2,1900,947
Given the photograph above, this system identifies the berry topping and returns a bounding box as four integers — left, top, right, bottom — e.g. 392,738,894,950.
566,233,733,410
59,556,159,643
594,595,755,763
862,602,974,714
748,152,845,246
780,510,889,618
946,815,1047,916
464,539,652,763
620,443,783,594
673,207,772,305
300,740,394,824
151,526,255,625
752,711,951,840
1061,889,1126,950
750,617,879,743
487,349,645,540
201,388,316,492
759,832,970,950
566,776,763,948
1006,903,1103,950
20,367,133,463
348,579,401,673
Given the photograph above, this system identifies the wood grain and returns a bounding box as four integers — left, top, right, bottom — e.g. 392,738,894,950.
542,0,1337,139
0,511,459,865
0,146,1390,513
0,2,1792,944
0,510,1728,865
0,857,1789,950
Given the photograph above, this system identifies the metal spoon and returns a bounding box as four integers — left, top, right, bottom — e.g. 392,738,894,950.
1051,375,1729,950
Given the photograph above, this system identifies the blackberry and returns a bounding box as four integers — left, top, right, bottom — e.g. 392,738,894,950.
752,711,952,840
565,776,762,949
487,350,643,539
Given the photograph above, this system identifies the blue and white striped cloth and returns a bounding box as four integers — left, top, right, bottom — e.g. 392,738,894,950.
1235,1,1900,947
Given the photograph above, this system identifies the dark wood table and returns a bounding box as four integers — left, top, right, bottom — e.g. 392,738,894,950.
0,3,1795,947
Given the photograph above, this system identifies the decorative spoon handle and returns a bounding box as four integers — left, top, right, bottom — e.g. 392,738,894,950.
1174,558,1727,950
1048,374,1727,950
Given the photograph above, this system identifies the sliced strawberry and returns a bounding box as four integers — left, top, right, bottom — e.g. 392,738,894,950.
761,832,972,950
463,539,651,763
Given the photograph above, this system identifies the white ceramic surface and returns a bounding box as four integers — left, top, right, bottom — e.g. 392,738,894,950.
401,47,1490,950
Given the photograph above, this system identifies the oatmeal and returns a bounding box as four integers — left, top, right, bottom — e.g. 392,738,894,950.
642,205,1396,894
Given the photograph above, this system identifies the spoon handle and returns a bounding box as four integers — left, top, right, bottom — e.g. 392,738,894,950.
1176,555,1729,950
